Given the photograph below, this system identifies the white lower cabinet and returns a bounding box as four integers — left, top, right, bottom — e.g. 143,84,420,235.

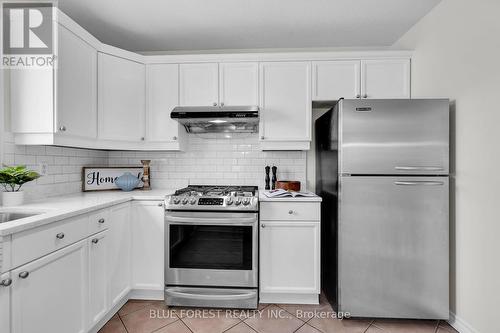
88,230,109,327
107,203,132,307
11,240,88,333
259,200,321,304
131,201,164,294
0,272,11,333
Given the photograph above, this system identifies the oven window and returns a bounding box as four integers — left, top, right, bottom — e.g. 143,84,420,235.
169,225,252,270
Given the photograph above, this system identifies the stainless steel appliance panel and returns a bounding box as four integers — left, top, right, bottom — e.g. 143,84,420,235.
338,176,449,319
165,211,258,288
339,99,449,175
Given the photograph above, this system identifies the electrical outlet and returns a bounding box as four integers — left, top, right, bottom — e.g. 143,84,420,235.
37,163,48,176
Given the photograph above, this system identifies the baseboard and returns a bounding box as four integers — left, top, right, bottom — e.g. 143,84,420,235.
259,292,319,304
449,311,479,333
129,288,164,300
88,292,129,333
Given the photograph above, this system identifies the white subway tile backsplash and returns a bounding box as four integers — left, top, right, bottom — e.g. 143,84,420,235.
2,133,307,201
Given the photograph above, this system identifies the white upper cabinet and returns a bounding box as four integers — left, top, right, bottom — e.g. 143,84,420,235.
98,53,145,141
57,25,97,138
361,59,410,99
259,62,312,150
146,64,185,146
179,63,219,106
312,60,361,100
219,62,259,106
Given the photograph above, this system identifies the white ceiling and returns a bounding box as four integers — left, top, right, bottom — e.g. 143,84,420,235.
58,0,441,52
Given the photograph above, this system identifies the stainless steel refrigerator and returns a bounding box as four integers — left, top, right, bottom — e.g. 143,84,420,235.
315,99,449,319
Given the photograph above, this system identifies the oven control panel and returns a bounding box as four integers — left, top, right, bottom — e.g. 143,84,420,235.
198,198,224,205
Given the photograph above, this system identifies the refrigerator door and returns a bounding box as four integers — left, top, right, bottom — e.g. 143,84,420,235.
339,99,449,175
338,176,449,319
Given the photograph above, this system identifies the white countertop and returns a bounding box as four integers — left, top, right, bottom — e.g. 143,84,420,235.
258,191,322,202
0,189,175,236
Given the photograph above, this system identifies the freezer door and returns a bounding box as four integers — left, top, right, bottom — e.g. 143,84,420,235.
339,99,449,174
338,176,449,319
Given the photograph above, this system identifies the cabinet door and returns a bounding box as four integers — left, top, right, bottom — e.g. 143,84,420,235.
88,230,109,327
361,59,410,99
312,60,360,100
259,62,312,141
131,201,164,291
11,240,87,333
57,24,97,138
98,53,145,141
260,221,320,294
219,62,258,106
179,63,219,106
107,203,131,307
146,64,181,142
0,272,11,333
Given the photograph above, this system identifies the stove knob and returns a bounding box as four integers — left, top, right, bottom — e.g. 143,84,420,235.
172,197,180,204
226,197,234,205
242,198,250,206
235,198,242,206
189,198,197,205
181,198,188,205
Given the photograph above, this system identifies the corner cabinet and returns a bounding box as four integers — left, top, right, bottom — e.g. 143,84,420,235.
11,239,88,333
361,59,410,99
98,53,146,142
259,62,312,150
259,200,321,304
88,230,109,328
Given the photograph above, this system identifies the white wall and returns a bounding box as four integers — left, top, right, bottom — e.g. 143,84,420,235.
394,1,500,332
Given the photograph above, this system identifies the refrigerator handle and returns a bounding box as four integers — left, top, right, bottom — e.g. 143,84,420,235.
394,181,445,186
395,166,444,171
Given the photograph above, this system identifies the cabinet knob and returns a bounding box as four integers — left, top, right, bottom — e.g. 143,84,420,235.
98,218,105,224
141,137,145,141
158,203,163,207
288,210,294,214
0,278,12,287
220,102,225,107
260,136,264,140
363,94,368,98
92,238,99,244
172,136,177,141
18,271,29,279
59,125,66,132
261,224,266,228
355,94,361,98
213,102,218,106
56,232,65,239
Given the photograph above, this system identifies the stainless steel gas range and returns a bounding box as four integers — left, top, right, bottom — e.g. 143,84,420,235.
164,185,258,309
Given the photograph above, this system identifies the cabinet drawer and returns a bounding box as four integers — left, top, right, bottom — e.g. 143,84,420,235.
88,209,109,235
260,202,320,221
11,215,89,268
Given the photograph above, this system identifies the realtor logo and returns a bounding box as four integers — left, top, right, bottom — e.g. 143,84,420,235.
2,1,56,68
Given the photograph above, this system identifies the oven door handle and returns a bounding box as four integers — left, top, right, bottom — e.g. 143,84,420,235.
165,288,256,301
166,215,257,225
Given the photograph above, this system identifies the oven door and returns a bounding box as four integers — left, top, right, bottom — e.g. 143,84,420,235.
165,211,258,288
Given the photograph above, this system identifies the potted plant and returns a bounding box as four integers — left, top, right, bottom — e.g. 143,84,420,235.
0,165,41,206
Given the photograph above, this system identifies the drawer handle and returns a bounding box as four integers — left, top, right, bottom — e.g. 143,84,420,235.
92,238,99,244
18,271,29,279
56,232,65,239
98,218,105,224
0,278,12,287
288,210,294,214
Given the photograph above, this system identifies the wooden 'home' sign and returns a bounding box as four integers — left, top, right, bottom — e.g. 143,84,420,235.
82,166,144,191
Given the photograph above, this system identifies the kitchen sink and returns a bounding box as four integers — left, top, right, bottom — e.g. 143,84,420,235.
0,211,43,223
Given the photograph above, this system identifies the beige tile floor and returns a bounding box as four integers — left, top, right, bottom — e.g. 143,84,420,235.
99,296,458,333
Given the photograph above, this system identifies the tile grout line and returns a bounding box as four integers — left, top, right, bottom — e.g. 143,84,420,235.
363,319,376,333
178,316,196,333
117,301,154,319
240,320,260,333
117,312,131,333
221,318,245,333
150,317,182,333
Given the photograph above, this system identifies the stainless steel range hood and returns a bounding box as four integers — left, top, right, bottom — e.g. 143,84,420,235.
171,106,259,134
